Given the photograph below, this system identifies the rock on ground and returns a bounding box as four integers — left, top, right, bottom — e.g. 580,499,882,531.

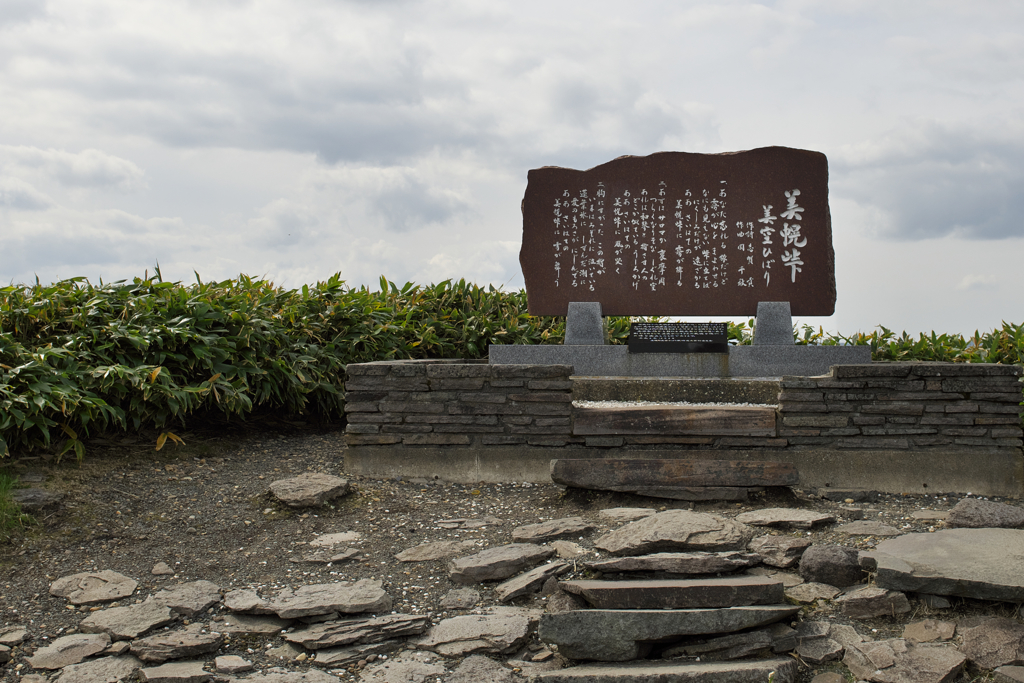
735,508,835,529
49,569,138,605
26,632,111,669
138,660,213,682
446,654,519,683
748,535,811,568
799,545,864,588
594,510,755,556
511,517,595,543
836,585,911,619
448,544,555,584
586,551,760,574
495,561,569,602
130,623,225,663
78,597,176,640
843,639,966,683
53,654,142,683
225,579,391,618
269,473,349,507
903,619,956,643
957,616,1024,669
155,580,222,616
412,613,531,657
947,498,1024,528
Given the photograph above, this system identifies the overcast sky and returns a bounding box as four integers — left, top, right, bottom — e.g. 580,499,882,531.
1,0,1022,336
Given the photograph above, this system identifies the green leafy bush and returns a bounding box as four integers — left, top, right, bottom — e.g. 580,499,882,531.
1,270,1020,460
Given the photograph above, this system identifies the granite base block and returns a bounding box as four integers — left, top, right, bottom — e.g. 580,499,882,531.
753,301,795,345
564,302,606,345
489,344,871,378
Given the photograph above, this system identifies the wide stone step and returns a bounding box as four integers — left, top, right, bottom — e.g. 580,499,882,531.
551,460,798,499
559,577,785,610
531,656,798,682
573,405,776,436
538,606,800,661
571,377,782,404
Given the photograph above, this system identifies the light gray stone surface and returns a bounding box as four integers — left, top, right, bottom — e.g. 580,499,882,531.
728,344,871,377
394,540,475,562
996,666,1024,683
284,614,429,649
903,619,955,643
598,507,657,522
49,569,138,605
412,613,531,656
837,520,901,536
594,510,755,556
138,660,212,682
947,498,1024,529
799,545,864,587
843,639,966,683
957,617,1024,669
872,529,1024,601
154,580,222,616
538,606,800,661
586,551,761,574
836,586,911,619
748,535,811,568
218,613,290,634
78,597,176,640
753,302,794,345
0,624,28,645
795,637,843,665
512,517,595,543
225,579,391,618
785,582,840,604
446,654,519,683
736,508,835,529
439,588,480,610
26,632,111,669
530,657,798,682
269,473,349,507
130,623,224,663
564,302,605,345
495,561,569,602
215,655,253,673
449,543,555,584
54,654,142,683
151,562,175,576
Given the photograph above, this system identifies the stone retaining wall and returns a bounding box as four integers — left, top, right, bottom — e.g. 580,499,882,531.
342,360,1024,496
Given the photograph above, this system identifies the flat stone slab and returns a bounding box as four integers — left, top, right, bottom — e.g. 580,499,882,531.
223,579,391,618
0,625,28,645
439,588,480,610
27,632,110,669
661,628,775,660
269,473,349,507
785,582,840,604
594,510,754,556
553,459,796,491
587,550,761,575
531,657,799,682
560,577,785,610
310,640,402,668
412,613,531,657
836,586,911,619
736,508,835,529
449,543,555,584
49,570,138,605
844,639,966,683
395,540,476,562
512,517,595,543
284,614,430,649
837,521,901,536
79,597,176,640
996,666,1024,683
520,147,835,317
54,655,142,683
11,487,63,511
538,606,800,661
572,406,777,437
154,580,221,616
215,655,253,673
871,529,1024,602
218,613,290,634
947,498,1024,529
748,535,811,568
958,616,1024,669
138,660,212,682
130,623,225,663
599,507,657,522
903,619,956,643
309,532,361,547
496,561,570,602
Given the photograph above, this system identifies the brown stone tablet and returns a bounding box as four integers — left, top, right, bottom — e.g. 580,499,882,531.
521,147,836,316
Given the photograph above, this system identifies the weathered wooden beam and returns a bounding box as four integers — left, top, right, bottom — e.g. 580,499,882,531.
572,405,776,436
550,459,798,497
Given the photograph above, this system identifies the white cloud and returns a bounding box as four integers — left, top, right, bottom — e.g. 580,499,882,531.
0,145,145,190
957,275,998,292
0,177,53,210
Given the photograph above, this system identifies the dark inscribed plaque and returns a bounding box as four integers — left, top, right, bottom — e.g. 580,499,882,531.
628,322,728,354
520,147,836,316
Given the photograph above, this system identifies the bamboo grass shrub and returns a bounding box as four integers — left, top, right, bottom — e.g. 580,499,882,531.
1,269,1020,460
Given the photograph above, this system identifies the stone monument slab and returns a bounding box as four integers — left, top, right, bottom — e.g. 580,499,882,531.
521,147,835,316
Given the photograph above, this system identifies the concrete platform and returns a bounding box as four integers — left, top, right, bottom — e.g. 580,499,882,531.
488,344,870,377
572,377,780,404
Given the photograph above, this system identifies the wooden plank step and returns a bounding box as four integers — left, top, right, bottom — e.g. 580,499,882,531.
573,404,776,436
550,459,798,496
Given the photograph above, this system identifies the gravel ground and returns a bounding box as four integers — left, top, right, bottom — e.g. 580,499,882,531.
0,422,1017,682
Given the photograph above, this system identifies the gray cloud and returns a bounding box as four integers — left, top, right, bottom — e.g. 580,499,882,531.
0,177,53,210
832,123,1024,240
1,146,146,190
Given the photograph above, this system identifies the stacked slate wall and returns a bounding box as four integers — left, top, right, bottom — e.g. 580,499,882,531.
778,363,1023,452
344,360,576,448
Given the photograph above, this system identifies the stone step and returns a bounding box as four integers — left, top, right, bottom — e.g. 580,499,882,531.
571,377,781,404
550,460,798,499
531,656,798,682
573,405,777,436
559,577,785,610
538,606,801,661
